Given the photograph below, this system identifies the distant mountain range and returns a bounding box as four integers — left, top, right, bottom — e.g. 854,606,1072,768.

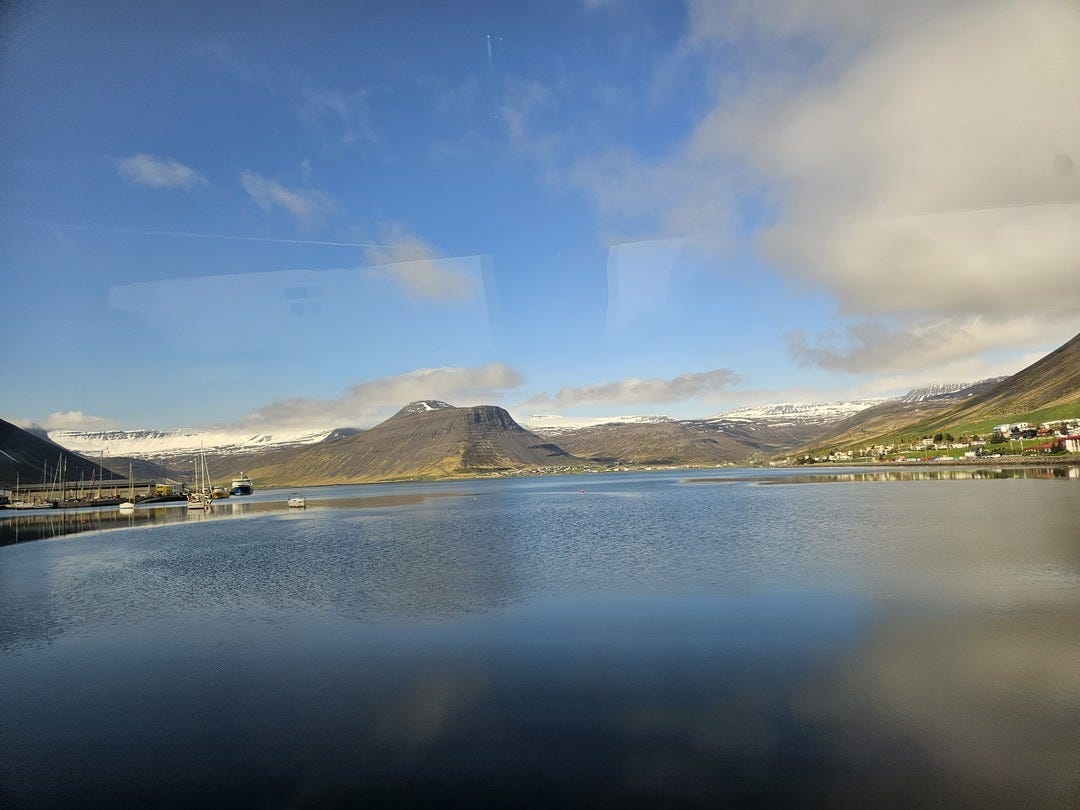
710,398,891,425
525,413,675,436
5,334,1079,489
33,384,995,466
897,379,1008,403
47,425,334,459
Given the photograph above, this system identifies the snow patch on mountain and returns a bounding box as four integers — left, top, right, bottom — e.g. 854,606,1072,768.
526,414,674,436
48,426,334,458
710,399,891,426
396,400,455,416
899,378,1006,402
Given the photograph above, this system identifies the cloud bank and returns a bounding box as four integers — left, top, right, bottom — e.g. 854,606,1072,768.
361,221,478,302
240,170,334,227
522,368,740,409
786,316,1057,375
567,0,1080,373
235,363,524,430
42,410,117,431
117,154,206,189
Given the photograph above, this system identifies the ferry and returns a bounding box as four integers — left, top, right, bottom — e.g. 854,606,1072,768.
231,473,254,496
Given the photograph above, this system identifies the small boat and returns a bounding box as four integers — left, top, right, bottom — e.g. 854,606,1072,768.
231,473,254,496
187,495,212,511
287,494,306,509
119,463,136,510
187,451,214,511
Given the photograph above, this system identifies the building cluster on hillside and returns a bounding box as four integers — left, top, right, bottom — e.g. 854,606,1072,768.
788,418,1080,465
991,419,1080,439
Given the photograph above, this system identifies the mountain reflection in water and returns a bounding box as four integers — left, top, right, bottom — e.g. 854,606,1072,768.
688,464,1080,485
1,470,1077,806
0,491,456,546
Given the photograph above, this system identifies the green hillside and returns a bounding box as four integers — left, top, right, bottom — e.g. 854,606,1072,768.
809,331,1080,453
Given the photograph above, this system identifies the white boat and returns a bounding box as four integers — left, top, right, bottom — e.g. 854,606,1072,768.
119,463,136,511
187,495,212,511
287,494,306,509
187,452,213,511
231,473,254,496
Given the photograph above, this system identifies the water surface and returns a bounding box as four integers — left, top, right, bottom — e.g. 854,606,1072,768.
2,469,1078,806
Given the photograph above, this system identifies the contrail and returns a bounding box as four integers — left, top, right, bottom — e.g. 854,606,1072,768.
18,220,393,248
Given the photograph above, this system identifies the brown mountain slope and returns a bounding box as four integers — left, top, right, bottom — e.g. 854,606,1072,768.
245,404,583,485
804,400,962,451
0,418,121,489
552,421,759,466
946,331,1080,419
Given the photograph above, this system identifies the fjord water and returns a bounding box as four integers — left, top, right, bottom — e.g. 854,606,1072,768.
2,469,1078,806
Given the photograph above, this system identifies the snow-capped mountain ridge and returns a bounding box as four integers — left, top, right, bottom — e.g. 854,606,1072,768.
526,413,674,436
45,382,1008,460
711,399,891,426
899,378,1007,402
48,426,334,458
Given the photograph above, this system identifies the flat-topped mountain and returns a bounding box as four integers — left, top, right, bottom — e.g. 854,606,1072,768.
245,403,583,485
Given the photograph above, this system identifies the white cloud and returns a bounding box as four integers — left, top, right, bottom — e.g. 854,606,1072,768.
299,86,379,148
240,170,333,227
236,364,524,430
42,410,117,431
360,221,478,302
208,42,381,150
786,315,1078,375
522,368,740,409
742,1,1080,317
117,153,206,189
859,352,1047,398
561,0,1080,372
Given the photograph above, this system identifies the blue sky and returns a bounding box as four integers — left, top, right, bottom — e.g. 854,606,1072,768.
2,0,1078,432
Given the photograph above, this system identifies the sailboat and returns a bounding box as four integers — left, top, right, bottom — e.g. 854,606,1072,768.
187,451,213,511
119,463,135,511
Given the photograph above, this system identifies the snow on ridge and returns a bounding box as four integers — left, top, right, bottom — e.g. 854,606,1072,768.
711,398,892,424
898,378,1003,402
397,400,455,416
48,426,334,457
525,413,674,435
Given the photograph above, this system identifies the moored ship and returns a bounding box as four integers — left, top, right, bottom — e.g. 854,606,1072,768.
231,473,254,496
